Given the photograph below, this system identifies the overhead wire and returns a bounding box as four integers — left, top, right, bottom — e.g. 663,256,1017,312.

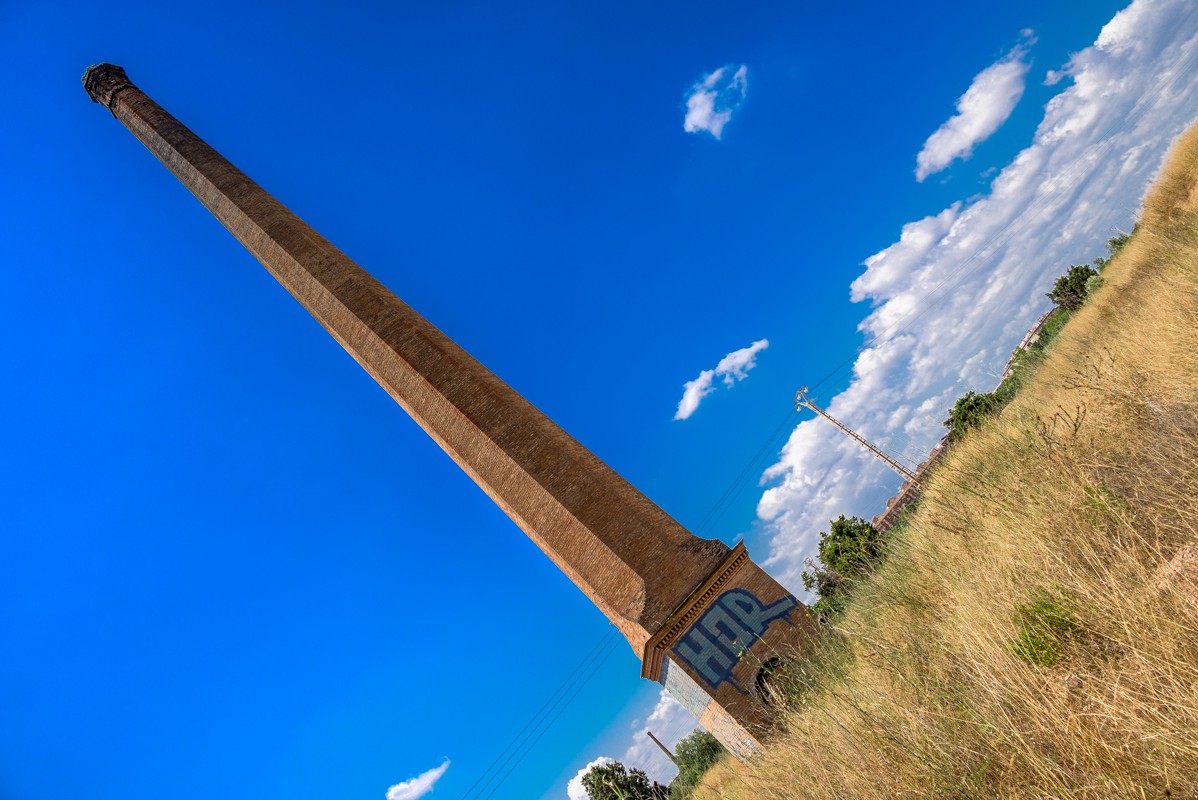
693,407,800,538
476,637,624,800
458,627,620,800
457,403,798,799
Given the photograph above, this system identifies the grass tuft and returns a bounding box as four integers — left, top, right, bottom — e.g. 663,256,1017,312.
1009,586,1080,668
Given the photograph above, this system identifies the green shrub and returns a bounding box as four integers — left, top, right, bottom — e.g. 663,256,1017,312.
668,730,724,799
582,761,668,800
1047,264,1100,311
1106,229,1133,256
944,390,1001,442
802,516,884,623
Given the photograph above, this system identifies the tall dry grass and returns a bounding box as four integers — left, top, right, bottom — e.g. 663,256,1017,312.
699,126,1198,799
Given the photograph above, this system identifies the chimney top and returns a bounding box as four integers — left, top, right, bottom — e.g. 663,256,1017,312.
82,64,134,111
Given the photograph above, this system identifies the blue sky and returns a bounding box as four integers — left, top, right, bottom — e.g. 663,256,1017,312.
3,1,1197,799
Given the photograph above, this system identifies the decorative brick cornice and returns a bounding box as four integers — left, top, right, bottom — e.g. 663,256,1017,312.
641,541,751,681
83,64,136,112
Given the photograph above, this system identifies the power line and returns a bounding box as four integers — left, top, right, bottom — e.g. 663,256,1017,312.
456,403,799,799
459,628,619,800
475,636,624,800
457,405,798,798
694,408,800,538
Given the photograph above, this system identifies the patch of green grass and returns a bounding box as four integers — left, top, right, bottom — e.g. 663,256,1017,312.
994,308,1072,405
1081,484,1135,528
1036,307,1072,346
1010,587,1081,668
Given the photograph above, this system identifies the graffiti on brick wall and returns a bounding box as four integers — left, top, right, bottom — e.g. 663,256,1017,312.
672,589,796,690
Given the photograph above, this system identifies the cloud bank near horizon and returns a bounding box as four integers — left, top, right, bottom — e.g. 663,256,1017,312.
758,0,1198,592
916,31,1037,181
675,339,769,420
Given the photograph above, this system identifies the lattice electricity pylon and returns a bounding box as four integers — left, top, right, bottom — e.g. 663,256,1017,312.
794,387,918,483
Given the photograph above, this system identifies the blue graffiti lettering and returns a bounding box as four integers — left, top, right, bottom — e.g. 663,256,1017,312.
674,627,736,687
671,588,797,690
700,604,756,654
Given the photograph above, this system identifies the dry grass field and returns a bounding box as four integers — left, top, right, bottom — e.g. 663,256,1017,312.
699,125,1198,799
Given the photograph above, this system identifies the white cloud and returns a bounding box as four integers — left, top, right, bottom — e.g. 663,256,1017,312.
675,339,769,420
915,33,1036,181
674,369,716,421
715,338,769,385
385,759,450,800
759,0,1198,593
684,64,748,139
566,756,614,800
